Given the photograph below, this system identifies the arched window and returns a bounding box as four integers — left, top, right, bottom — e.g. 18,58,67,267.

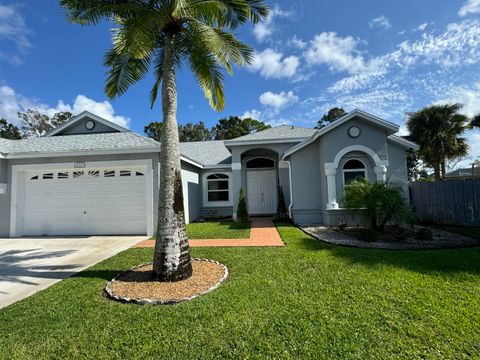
343,159,366,185
206,173,230,202
246,157,275,169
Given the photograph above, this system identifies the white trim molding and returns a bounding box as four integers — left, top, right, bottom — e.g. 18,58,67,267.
202,171,233,207
231,162,242,170
324,145,389,210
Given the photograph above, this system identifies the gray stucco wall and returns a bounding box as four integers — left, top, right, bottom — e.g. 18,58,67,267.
386,140,409,197
0,158,8,235
180,162,201,223
57,117,120,135
0,152,159,237
288,116,404,225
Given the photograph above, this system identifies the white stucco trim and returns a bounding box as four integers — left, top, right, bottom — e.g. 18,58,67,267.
387,134,419,150
45,111,129,136
9,159,154,237
232,162,241,170
326,145,388,170
202,171,233,207
324,145,389,210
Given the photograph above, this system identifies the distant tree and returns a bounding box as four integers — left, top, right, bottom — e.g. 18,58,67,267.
407,104,469,181
144,121,212,142
212,116,270,140
0,118,21,139
316,107,347,129
144,122,163,142
18,109,73,138
178,122,212,142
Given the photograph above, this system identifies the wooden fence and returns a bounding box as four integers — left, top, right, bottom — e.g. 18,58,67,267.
409,179,480,227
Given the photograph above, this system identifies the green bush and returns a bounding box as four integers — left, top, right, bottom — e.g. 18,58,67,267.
343,178,415,232
237,188,249,222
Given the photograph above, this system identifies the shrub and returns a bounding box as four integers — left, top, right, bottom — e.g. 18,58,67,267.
237,188,249,222
415,227,433,241
343,178,415,232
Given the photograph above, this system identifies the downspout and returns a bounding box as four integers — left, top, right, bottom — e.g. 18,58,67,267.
287,160,294,219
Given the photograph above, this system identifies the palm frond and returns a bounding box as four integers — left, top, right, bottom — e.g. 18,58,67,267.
104,48,151,99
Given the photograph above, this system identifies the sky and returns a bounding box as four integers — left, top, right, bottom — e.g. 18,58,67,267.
0,0,479,165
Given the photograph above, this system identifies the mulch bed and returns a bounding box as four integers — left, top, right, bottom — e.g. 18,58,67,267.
105,258,228,305
301,225,479,250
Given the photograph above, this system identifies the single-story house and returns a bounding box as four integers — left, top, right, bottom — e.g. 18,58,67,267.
0,109,418,237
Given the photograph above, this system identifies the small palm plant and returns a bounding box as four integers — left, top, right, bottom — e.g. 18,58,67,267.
343,178,414,232
61,0,268,281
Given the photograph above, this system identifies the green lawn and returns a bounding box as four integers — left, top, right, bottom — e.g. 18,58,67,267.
1,224,479,359
186,221,250,239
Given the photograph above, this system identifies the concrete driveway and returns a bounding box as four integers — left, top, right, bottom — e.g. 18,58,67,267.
0,236,147,309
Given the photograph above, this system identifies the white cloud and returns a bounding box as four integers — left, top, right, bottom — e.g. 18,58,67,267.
369,15,392,30
0,4,31,51
249,48,300,79
259,91,298,110
459,0,480,16
253,5,291,42
288,35,307,49
0,86,130,128
432,83,480,117
241,109,263,121
415,23,428,32
304,32,370,74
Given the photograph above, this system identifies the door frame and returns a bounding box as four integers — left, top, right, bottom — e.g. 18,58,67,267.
245,167,278,215
10,159,154,237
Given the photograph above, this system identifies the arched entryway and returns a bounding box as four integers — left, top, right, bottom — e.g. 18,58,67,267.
245,156,277,215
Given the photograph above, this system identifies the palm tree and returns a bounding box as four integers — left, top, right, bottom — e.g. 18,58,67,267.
60,0,268,281
406,104,469,181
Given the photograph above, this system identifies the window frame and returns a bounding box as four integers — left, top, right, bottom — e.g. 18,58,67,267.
203,172,232,207
342,158,367,187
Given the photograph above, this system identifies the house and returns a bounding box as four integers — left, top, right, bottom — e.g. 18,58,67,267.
0,109,418,237
445,163,480,180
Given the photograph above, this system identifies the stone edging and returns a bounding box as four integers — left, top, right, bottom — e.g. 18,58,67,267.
104,258,229,305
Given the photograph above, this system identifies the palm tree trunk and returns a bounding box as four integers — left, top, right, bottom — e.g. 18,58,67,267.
441,160,446,180
153,32,192,281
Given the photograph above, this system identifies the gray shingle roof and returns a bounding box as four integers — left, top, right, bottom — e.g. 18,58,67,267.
0,132,159,155
179,141,231,166
225,125,317,142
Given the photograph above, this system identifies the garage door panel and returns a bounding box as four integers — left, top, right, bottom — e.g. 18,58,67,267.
21,167,149,236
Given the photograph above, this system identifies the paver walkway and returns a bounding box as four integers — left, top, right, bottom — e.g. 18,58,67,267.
135,217,284,248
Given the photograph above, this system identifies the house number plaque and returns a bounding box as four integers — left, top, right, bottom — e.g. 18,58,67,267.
74,162,86,168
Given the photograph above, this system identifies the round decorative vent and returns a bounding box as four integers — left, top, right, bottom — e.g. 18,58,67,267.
85,120,95,130
348,126,361,138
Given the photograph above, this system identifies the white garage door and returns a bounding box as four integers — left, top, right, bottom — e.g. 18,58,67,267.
21,167,148,236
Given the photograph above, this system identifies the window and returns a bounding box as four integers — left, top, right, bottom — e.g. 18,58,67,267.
104,170,115,177
57,172,69,179
135,171,145,176
246,157,275,169
343,159,366,185
73,171,85,178
42,173,54,180
120,170,131,177
206,173,229,203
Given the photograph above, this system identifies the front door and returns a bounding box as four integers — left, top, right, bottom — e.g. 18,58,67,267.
246,170,277,215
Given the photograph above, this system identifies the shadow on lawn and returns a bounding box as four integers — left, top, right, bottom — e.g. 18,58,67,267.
294,229,480,276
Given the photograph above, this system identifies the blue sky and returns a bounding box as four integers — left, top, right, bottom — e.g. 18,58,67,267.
0,0,479,163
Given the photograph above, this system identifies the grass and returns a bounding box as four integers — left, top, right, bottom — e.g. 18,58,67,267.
186,221,250,239
0,223,479,359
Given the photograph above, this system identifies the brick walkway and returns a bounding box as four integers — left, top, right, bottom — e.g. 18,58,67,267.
135,217,284,248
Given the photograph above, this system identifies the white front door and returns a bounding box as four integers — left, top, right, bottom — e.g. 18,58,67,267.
246,170,277,215
20,167,148,236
